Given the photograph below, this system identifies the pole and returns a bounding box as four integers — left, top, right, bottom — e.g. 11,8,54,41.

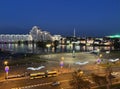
6,71,8,79
4,64,9,80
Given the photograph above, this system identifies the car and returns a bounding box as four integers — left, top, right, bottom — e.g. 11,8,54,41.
51,81,60,86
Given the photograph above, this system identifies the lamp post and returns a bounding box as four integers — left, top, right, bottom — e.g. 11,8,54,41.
46,44,51,58
97,48,100,56
106,50,110,59
60,57,64,68
4,61,9,79
61,57,64,61
69,43,72,52
46,44,51,53
4,61,8,66
60,57,64,73
72,42,76,58
79,70,84,76
77,70,84,76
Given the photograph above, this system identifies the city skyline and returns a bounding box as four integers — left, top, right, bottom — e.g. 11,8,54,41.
0,0,120,37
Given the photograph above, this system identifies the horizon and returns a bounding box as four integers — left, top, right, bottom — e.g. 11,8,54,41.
0,25,119,38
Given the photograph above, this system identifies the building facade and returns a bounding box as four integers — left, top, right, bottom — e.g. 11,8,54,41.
52,35,62,41
0,26,53,43
29,26,52,41
0,34,32,43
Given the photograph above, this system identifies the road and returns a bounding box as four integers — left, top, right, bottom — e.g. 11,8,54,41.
1,67,120,89
0,73,72,89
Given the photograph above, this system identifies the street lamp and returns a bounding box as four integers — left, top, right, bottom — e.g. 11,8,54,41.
106,50,110,59
79,71,83,76
61,57,64,61
69,43,72,52
46,44,51,58
72,42,76,58
60,57,64,68
46,44,51,53
77,70,84,76
97,48,100,56
4,61,8,66
4,61,9,79
99,54,102,58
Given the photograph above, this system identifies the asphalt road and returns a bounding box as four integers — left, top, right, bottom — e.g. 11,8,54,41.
0,73,72,89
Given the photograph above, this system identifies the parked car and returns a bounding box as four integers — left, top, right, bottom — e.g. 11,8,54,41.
51,81,60,86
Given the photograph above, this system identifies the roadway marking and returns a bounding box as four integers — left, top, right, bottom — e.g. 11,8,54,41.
11,79,70,89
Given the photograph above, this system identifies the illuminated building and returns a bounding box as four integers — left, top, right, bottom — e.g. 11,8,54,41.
0,34,32,43
29,26,52,41
52,35,62,41
106,35,120,39
0,26,53,43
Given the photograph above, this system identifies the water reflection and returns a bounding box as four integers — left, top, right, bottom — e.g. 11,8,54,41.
0,43,113,53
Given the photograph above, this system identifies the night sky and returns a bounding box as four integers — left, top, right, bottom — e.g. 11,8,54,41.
0,0,120,37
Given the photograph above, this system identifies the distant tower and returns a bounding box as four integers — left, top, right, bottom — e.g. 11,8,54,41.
73,28,76,37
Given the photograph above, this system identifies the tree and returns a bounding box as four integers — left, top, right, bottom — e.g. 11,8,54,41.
53,40,59,53
91,73,107,89
113,38,120,50
23,41,28,45
105,64,114,89
91,65,114,89
37,41,47,52
70,69,91,89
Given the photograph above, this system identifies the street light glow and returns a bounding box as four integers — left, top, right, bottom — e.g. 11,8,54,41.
4,61,8,66
46,44,51,48
61,57,64,60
